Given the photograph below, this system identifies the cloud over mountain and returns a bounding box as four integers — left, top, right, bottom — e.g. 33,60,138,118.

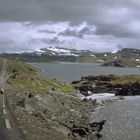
0,0,140,52
0,22,126,53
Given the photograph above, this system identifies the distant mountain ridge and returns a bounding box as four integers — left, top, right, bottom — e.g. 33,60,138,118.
37,47,95,56
0,47,140,67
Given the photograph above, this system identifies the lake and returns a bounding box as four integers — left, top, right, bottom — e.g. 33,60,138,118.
29,62,140,139
91,96,140,140
29,62,140,83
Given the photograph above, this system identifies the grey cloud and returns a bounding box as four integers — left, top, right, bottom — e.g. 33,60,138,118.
0,0,135,21
0,0,140,38
0,22,127,53
0,0,140,52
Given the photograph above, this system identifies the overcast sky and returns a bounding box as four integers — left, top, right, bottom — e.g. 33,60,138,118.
0,0,140,53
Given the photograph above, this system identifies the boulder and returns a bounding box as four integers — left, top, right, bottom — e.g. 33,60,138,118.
116,82,140,96
16,98,25,108
72,75,122,95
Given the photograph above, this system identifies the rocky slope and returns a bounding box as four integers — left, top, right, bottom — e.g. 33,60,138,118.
9,92,106,140
2,58,106,140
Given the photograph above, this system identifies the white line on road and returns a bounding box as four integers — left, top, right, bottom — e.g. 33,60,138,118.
3,104,5,108
3,109,7,114
3,95,5,106
5,119,12,129
3,94,5,108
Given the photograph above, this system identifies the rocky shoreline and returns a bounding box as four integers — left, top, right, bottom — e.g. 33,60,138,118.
4,59,140,140
71,75,140,96
4,59,107,140
7,74,140,140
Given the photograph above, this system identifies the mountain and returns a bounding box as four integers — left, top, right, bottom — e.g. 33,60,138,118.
0,47,140,67
38,47,95,56
0,47,98,63
100,48,140,67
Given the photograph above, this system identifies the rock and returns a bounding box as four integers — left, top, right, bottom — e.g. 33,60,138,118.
71,75,122,95
72,75,140,96
28,92,33,98
10,69,18,79
89,120,106,132
71,80,81,84
79,86,94,96
81,75,114,82
116,82,140,96
16,98,25,108
13,92,105,140
97,133,103,139
70,127,88,137
95,99,105,106
74,80,95,95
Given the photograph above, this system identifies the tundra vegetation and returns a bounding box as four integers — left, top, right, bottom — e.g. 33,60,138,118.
1,57,140,140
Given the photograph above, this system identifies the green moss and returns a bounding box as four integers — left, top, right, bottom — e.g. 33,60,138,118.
77,55,97,63
111,75,140,84
5,58,74,94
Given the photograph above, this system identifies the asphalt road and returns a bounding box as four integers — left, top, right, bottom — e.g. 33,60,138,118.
0,59,25,140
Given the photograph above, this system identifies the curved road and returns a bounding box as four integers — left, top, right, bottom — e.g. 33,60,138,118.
0,59,25,140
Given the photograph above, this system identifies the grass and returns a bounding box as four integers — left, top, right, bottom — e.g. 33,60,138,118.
3,58,140,94
5,58,74,94
77,55,97,63
111,75,140,84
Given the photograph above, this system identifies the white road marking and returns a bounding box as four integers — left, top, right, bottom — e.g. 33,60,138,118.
3,109,7,114
3,104,5,108
1,60,12,129
3,95,5,108
3,95,5,107
5,119,12,129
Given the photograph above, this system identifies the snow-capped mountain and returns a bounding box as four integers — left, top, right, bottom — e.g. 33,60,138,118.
0,47,140,67
0,21,124,53
37,47,96,56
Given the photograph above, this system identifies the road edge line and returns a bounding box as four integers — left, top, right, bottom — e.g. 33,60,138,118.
5,119,12,129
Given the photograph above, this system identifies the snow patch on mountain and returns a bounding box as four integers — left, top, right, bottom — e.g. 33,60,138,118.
46,47,78,56
0,21,126,53
39,47,95,56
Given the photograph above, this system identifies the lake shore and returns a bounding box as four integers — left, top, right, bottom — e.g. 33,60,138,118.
5,59,140,140
29,62,140,83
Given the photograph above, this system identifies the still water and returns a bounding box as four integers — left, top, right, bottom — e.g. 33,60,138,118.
29,62,140,140
91,96,140,140
30,62,140,83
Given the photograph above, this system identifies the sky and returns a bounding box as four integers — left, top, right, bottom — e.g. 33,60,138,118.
0,0,140,53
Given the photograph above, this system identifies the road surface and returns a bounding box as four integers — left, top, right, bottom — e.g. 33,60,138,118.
0,59,25,140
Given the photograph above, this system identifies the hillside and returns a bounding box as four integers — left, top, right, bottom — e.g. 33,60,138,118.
0,47,140,67
1,57,140,140
0,57,106,140
0,58,74,94
100,48,140,67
